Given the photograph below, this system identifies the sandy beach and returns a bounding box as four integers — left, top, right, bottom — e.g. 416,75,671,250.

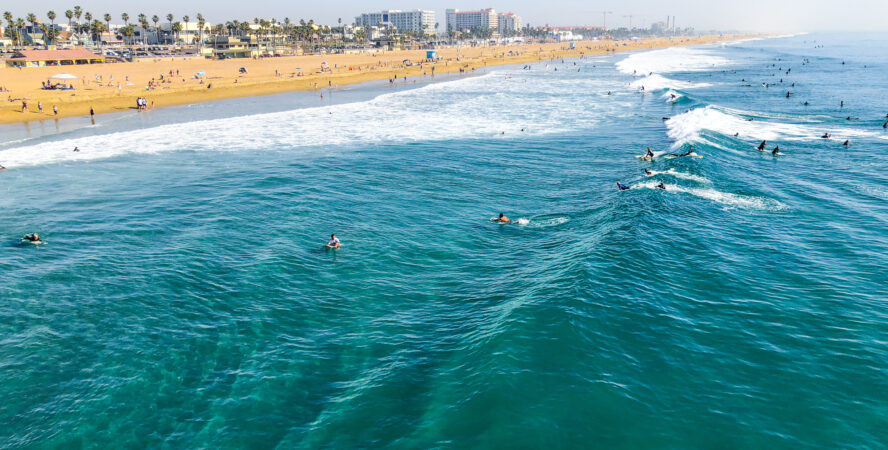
0,36,744,124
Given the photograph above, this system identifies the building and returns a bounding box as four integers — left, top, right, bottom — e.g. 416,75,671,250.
497,12,522,34
5,48,105,67
355,10,435,35
159,21,212,45
205,36,260,59
445,8,498,33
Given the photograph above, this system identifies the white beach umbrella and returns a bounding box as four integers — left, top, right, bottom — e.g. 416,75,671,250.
49,73,78,80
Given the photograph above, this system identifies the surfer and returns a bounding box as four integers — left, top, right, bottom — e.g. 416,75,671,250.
493,213,511,223
23,233,40,242
843,140,849,146
668,148,697,158
617,182,631,191
757,140,767,151
821,133,831,139
646,147,655,158
73,146,79,152
326,234,341,249
804,101,809,106
772,145,780,155
785,92,791,98
644,169,654,176
656,182,666,190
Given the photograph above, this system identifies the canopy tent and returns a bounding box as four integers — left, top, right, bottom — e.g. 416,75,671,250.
49,73,78,80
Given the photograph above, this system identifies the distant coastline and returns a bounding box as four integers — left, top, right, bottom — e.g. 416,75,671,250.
0,35,752,125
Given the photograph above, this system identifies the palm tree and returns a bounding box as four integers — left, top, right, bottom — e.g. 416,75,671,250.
171,21,182,44
122,25,134,45
15,18,25,46
91,19,105,45
196,13,205,48
4,11,13,38
137,14,148,45
84,12,92,30
65,10,73,28
74,6,82,28
27,13,37,28
165,13,173,43
103,13,111,40
152,15,159,37
46,11,57,44
121,13,129,27
182,15,190,46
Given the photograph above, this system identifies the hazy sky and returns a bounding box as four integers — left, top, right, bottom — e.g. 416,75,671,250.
6,0,888,32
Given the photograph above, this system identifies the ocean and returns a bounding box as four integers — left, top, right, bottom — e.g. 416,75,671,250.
1,33,886,447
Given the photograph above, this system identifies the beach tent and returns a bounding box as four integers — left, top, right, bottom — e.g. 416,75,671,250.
49,73,78,80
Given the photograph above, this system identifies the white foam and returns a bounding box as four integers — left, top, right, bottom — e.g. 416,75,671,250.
617,47,729,76
665,106,888,149
646,169,710,183
634,182,784,210
630,75,710,92
527,216,569,228
1,72,621,168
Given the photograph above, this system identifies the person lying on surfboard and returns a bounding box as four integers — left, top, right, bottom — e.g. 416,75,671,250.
492,213,511,223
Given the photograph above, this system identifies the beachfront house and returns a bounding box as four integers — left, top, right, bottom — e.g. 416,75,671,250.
205,36,260,59
5,48,106,67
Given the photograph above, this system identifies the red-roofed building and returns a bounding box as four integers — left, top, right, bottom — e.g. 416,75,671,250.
5,48,106,67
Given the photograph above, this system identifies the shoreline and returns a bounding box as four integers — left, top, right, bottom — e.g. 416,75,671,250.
0,36,752,126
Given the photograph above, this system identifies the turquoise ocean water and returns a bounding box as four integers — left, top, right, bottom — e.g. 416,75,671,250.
1,33,886,447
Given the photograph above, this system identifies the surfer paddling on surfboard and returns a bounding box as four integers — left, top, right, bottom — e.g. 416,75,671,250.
492,213,511,223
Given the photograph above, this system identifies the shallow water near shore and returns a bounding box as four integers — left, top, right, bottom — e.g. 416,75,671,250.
1,33,887,447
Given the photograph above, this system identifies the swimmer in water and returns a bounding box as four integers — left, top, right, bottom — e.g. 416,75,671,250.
656,182,666,190
757,140,767,151
326,234,341,249
493,213,511,223
617,182,631,191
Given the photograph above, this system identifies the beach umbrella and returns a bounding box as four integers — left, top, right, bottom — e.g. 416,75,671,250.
49,73,78,80
196,71,206,76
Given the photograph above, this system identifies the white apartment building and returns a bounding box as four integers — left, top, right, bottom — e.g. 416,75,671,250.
445,8,498,33
355,10,435,35
497,13,522,34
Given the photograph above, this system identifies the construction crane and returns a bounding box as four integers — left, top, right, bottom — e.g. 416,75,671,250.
600,11,612,29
